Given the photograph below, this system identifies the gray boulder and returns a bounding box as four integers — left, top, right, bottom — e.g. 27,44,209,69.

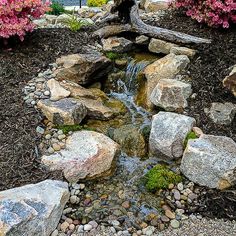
181,135,236,189
37,98,87,125
102,37,133,53
0,180,69,236
149,112,196,160
150,79,192,111
41,131,120,182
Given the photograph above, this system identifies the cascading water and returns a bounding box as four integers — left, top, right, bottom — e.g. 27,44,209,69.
110,59,151,127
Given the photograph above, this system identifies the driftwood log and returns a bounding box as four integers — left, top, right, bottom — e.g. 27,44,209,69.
94,0,211,45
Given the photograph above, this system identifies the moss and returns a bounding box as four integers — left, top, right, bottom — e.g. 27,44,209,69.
184,131,198,148
145,165,182,193
104,99,127,115
105,52,127,61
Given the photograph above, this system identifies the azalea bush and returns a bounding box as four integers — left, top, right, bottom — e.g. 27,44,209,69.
172,0,236,28
0,0,51,41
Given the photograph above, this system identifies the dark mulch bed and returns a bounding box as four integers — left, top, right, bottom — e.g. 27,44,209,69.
0,28,95,191
154,10,236,141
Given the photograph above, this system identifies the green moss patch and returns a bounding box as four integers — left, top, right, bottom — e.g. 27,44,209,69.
145,165,182,193
184,131,198,148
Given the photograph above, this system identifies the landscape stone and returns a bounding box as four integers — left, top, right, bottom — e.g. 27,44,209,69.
55,52,112,85
150,79,192,111
170,46,196,58
149,112,196,159
135,35,149,45
37,98,87,125
223,65,236,97
181,134,236,189
0,180,69,236
102,37,133,53
47,79,70,101
144,0,169,12
148,38,177,54
41,131,120,182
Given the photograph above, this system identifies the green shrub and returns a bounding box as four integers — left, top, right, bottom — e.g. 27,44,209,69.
87,0,107,7
145,165,182,192
184,131,198,148
65,11,92,32
105,52,123,61
47,1,65,15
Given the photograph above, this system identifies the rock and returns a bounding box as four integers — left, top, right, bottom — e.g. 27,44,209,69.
150,79,192,111
170,219,180,229
45,15,58,24
41,131,120,182
144,0,169,12
37,98,87,125
135,35,149,45
55,52,112,85
144,54,190,108
47,79,70,101
56,13,71,24
207,102,236,125
223,65,236,97
84,224,93,231
181,134,236,189
149,112,196,159
192,127,204,137
0,180,69,236
33,18,48,27
165,209,176,219
112,124,147,157
170,46,196,58
148,38,177,54
102,37,133,53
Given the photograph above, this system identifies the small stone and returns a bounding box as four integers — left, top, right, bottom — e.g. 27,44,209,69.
177,183,184,191
52,143,61,151
58,134,66,140
192,127,204,137
58,130,64,135
165,209,175,219
69,224,75,231
36,126,45,135
47,147,54,154
45,134,51,140
88,220,98,228
63,207,73,214
161,215,169,222
188,193,198,200
174,190,181,200
122,201,131,209
51,229,59,236
80,183,85,189
60,221,69,232
70,195,77,204
140,222,148,228
170,219,180,229
77,225,84,232
168,183,174,189
84,224,93,231
44,90,50,96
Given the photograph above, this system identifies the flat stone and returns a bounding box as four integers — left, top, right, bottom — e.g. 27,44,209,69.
148,38,177,54
0,180,69,236
144,53,190,108
47,79,70,101
207,102,236,125
102,37,133,53
170,46,196,58
149,112,196,159
181,134,236,189
135,35,149,45
41,131,120,182
165,209,176,219
37,98,87,125
55,52,112,85
223,65,236,97
150,79,192,111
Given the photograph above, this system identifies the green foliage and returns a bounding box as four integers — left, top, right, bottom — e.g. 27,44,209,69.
56,125,83,134
65,11,92,32
47,1,65,15
105,52,123,61
87,0,107,7
184,131,198,148
145,165,182,192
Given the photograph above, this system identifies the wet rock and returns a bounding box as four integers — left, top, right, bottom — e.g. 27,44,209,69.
207,102,236,125
144,53,190,108
102,37,133,53
148,38,177,54
135,35,149,45
0,180,69,236
149,112,196,160
181,134,236,189
47,79,70,101
55,52,112,85
41,131,120,182
150,79,192,111
144,0,169,12
223,65,236,97
113,124,147,157
170,46,196,58
37,98,87,125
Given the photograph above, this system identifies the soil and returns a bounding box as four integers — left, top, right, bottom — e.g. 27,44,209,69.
0,28,96,191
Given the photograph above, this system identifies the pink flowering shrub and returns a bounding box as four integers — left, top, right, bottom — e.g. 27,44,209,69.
171,0,236,28
0,0,51,41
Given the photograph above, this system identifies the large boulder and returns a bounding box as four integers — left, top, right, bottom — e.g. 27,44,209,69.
207,102,236,125
112,124,147,157
47,79,70,101
181,135,236,189
37,98,87,125
149,112,196,160
55,52,112,85
144,53,190,108
0,180,69,236
144,0,169,12
223,65,236,97
148,38,177,54
102,37,133,53
150,79,192,111
41,131,120,182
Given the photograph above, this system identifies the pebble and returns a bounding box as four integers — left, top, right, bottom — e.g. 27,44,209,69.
51,229,59,236
60,221,69,232
47,147,54,154
84,224,93,231
170,219,180,229
52,143,61,151
174,190,181,200
177,183,184,191
44,90,50,96
88,220,98,228
165,209,176,219
45,134,51,140
36,126,45,134
70,195,77,204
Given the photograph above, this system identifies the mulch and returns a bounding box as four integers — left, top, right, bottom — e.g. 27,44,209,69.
0,28,95,191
